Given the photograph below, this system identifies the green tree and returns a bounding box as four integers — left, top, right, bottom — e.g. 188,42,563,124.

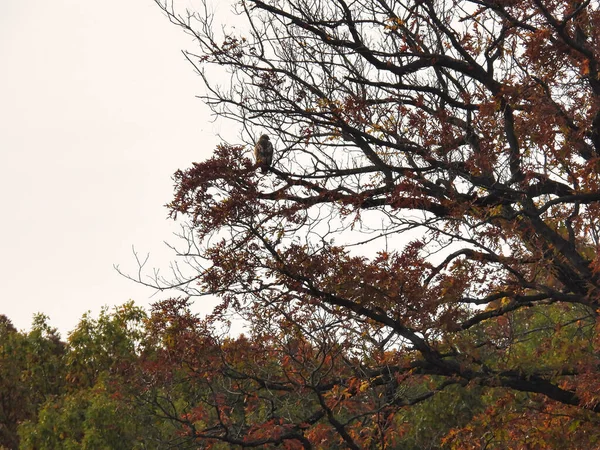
18,303,176,449
65,302,146,388
0,315,65,449
18,385,160,450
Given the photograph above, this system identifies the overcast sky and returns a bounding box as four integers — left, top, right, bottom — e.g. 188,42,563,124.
1,0,223,336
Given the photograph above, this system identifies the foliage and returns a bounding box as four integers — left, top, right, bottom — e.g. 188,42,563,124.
2,300,599,448
19,387,144,450
0,315,66,449
10,304,175,450
144,0,600,447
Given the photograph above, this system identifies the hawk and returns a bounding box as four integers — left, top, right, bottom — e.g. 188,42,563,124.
254,134,273,173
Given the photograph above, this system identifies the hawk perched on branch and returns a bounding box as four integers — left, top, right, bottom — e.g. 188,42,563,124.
254,134,273,173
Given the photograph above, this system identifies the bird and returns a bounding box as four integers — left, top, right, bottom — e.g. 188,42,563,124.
254,134,273,173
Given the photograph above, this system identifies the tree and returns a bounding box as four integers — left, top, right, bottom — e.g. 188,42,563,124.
147,0,600,447
17,303,179,450
135,298,489,449
0,315,66,449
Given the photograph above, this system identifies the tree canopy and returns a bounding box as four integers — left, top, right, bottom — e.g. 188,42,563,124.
154,0,600,446
5,0,600,448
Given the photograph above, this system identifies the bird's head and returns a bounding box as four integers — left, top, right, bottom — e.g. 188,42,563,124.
259,134,270,141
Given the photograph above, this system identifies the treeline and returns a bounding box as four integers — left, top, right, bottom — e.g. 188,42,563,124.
2,298,598,449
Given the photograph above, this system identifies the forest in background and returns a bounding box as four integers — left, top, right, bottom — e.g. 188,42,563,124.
2,298,598,449
4,0,600,447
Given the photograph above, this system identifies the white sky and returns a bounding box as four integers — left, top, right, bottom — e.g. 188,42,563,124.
0,0,222,336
